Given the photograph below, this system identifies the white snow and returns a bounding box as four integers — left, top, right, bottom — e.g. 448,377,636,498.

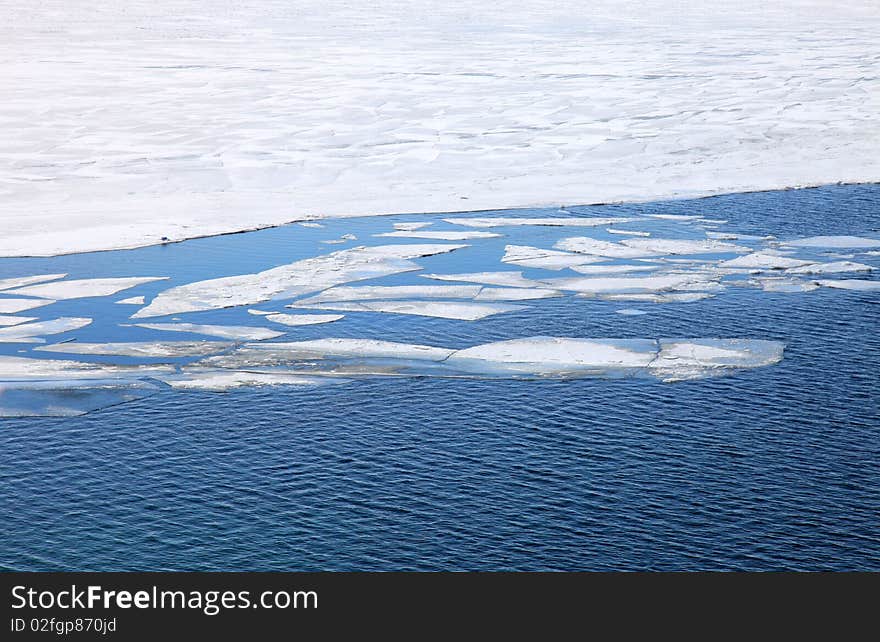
784,236,880,249
35,341,233,357
265,313,344,326
132,244,466,318
4,1,877,257
420,271,543,288
130,322,284,341
0,317,92,342
375,230,500,240
0,299,55,314
116,296,146,305
292,300,524,321
0,274,66,291
9,277,167,300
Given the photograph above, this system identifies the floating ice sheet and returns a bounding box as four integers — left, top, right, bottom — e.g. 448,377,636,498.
375,230,500,240
0,299,55,314
132,244,467,318
555,237,656,258
719,252,813,269
0,274,66,291
597,292,714,303
116,296,146,305
156,370,338,391
393,222,432,231
0,316,37,327
787,261,874,274
35,341,233,358
0,355,172,380
616,309,648,316
606,229,651,237
265,313,344,326
0,317,92,342
816,279,880,291
570,264,660,275
785,236,880,249
130,323,284,341
618,238,751,255
292,300,524,321
0,379,160,417
544,274,712,295
443,217,638,228
473,288,562,301
420,271,543,288
501,245,605,269
295,285,482,305
648,339,784,382
10,277,167,300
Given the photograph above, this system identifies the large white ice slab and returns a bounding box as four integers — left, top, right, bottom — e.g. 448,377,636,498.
784,236,880,249
10,277,167,300
265,313,344,326
554,237,657,258
501,245,605,269
0,355,171,380
375,230,500,240
816,279,880,291
130,323,284,341
571,264,660,275
1,2,878,257
787,261,874,274
0,316,37,327
203,339,456,365
0,317,92,342
0,299,55,314
545,274,711,294
35,341,233,358
293,300,524,320
0,274,66,291
295,285,482,305
132,244,466,318
618,238,751,255
0,379,161,417
443,217,638,228
719,253,813,270
648,339,785,381
420,271,544,288
156,370,336,391
116,296,146,305
473,288,563,301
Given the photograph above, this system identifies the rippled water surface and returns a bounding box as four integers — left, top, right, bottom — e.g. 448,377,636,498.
1,184,879,570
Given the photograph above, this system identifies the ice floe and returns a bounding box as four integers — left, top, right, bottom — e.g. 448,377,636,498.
473,288,563,301
0,355,171,380
719,252,813,270
116,296,146,305
265,313,344,326
544,274,713,295
10,277,167,300
393,222,432,231
787,261,874,274
375,230,500,240
648,339,784,382
617,238,751,255
815,279,880,291
749,278,821,293
0,317,92,342
420,271,543,288
0,299,55,314
570,264,660,275
201,339,456,366
130,323,284,341
132,244,466,318
597,292,714,303
156,370,336,391
501,245,605,269
616,309,648,316
554,237,657,258
0,316,37,327
295,285,482,305
35,341,233,358
292,300,524,321
298,222,324,229
606,229,651,237
785,236,880,249
443,217,638,228
321,233,358,244
0,379,161,418
0,274,66,291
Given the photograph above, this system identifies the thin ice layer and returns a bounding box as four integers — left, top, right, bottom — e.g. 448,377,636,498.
784,236,880,248
0,379,160,418
0,274,67,292
265,313,344,326
35,341,233,358
295,284,482,305
0,299,55,314
132,244,466,318
443,217,638,228
420,271,543,288
0,317,92,342
375,230,500,240
130,323,284,341
10,277,168,300
292,299,524,320
501,245,605,269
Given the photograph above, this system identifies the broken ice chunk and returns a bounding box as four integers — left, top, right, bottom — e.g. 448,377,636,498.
265,313,344,326
544,274,711,295
618,238,751,255
784,236,880,249
0,379,160,418
555,237,656,258
375,230,500,240
0,298,55,314
156,370,337,391
321,233,358,244
606,229,651,237
0,274,67,291
420,271,543,288
132,244,467,318
129,322,285,340
295,284,482,305
0,317,92,342
10,277,168,300
502,245,606,269
597,292,714,303
393,222,432,231
815,279,880,291
116,296,146,305
35,341,233,358
473,288,563,301
615,309,648,315
647,214,702,222
292,300,524,321
297,222,324,228
570,264,660,275
749,278,821,293
443,216,639,228
0,316,37,327
647,339,784,382
719,252,813,270
786,261,874,275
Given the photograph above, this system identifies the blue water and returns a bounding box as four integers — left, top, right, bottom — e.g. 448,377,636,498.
1,184,878,570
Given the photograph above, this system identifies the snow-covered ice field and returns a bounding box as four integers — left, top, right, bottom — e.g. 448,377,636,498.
1,1,879,256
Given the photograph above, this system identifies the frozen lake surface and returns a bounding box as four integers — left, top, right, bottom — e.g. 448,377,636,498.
1,1,879,255
1,184,878,570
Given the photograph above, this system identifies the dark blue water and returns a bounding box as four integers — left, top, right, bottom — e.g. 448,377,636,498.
1,184,878,570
